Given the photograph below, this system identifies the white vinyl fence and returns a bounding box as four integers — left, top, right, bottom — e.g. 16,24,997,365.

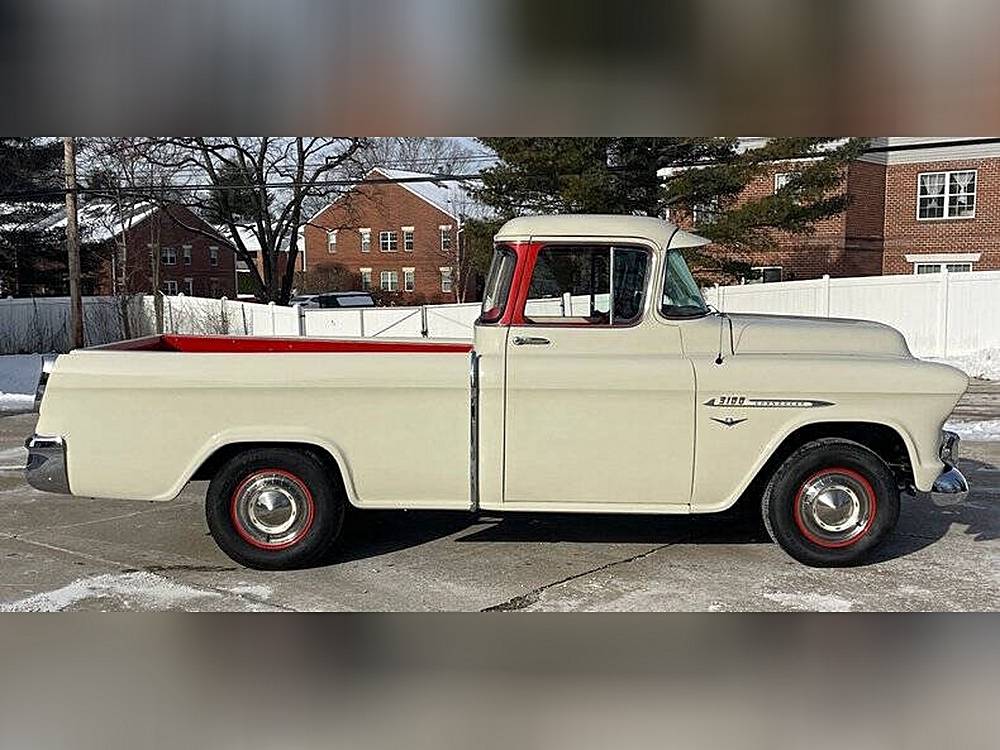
703,270,1000,358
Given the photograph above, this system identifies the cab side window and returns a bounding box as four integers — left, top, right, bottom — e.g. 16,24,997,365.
524,245,647,326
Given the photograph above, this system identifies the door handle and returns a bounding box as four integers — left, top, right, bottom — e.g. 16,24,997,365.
512,336,551,346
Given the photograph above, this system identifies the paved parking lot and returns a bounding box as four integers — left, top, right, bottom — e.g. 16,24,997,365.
1,385,997,611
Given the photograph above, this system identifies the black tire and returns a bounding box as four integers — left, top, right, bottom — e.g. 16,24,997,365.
205,447,345,570
762,439,900,567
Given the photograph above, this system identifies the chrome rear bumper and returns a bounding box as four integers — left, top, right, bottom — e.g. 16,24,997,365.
24,435,70,495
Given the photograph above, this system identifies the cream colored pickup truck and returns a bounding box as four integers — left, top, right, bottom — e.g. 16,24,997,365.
26,215,970,569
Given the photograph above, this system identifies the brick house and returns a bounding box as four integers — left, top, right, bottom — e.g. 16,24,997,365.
302,168,482,304
667,137,1000,282
38,201,237,297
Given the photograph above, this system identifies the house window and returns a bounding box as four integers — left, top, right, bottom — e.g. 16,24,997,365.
359,229,371,253
209,246,219,267
209,278,221,297
182,245,192,265
915,262,974,274
402,227,414,252
439,225,452,252
751,266,783,283
360,268,372,291
161,247,176,266
440,266,453,293
327,230,338,253
380,270,399,291
906,253,980,274
918,170,976,220
379,231,398,252
692,201,718,226
403,268,415,292
774,172,796,192
183,277,194,296
163,280,178,295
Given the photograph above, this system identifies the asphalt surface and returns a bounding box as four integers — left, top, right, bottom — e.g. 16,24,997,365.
0,384,997,611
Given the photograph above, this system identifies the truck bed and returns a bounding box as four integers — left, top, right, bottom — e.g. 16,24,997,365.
95,334,473,354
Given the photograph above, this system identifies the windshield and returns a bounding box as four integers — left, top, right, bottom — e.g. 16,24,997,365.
661,250,708,318
480,245,517,323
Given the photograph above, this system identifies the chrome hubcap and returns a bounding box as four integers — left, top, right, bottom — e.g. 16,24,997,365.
798,472,873,545
233,473,311,547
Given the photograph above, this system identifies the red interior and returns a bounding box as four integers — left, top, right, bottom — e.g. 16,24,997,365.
94,334,473,354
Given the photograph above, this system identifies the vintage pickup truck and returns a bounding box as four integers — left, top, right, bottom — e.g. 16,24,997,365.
25,215,970,569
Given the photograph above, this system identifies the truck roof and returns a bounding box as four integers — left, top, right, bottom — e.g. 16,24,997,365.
494,214,710,250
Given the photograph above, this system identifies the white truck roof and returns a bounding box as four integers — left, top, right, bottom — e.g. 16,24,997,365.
494,214,710,250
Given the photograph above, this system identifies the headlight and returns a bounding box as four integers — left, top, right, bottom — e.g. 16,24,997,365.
939,430,960,465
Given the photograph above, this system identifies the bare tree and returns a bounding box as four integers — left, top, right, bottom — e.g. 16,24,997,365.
141,138,369,305
361,137,478,173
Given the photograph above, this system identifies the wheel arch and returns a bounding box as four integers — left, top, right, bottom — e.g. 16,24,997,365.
190,440,357,506
729,420,915,513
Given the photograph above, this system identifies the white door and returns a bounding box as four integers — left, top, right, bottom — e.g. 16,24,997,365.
503,244,695,510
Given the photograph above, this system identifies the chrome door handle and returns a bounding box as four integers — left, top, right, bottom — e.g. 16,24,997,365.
512,336,551,346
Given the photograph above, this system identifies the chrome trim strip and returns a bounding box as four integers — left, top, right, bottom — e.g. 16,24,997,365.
930,463,969,506
33,353,58,413
939,430,960,465
24,434,71,495
469,352,480,512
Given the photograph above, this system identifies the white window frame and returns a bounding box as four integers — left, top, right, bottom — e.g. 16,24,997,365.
917,169,977,221
402,226,415,252
692,201,718,226
751,265,783,283
183,277,194,296
182,245,192,265
439,224,452,252
379,231,398,252
209,245,219,267
359,267,372,291
162,247,177,266
440,266,453,293
905,252,980,274
164,280,178,295
403,267,415,292
327,229,338,253
359,228,371,253
209,278,220,297
380,270,399,291
774,172,797,192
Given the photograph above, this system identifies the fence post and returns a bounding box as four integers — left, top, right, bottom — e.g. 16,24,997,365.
713,283,721,310
420,305,429,337
220,296,228,334
268,301,276,336
822,274,831,317
939,268,950,358
359,308,366,338
294,303,306,337
166,296,174,333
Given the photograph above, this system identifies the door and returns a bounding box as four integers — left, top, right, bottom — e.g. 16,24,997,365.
503,244,695,510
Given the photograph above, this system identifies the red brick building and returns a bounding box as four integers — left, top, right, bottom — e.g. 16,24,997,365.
39,201,237,297
302,168,482,304
669,137,1000,282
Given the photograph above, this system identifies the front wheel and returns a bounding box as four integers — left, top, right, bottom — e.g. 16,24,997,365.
762,439,900,567
206,447,345,570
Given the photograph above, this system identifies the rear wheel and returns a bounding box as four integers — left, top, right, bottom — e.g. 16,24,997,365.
762,439,900,567
206,447,345,570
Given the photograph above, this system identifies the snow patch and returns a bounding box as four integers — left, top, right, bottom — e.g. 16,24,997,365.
226,583,272,600
944,419,1000,442
0,571,220,612
0,446,27,470
763,591,853,612
930,348,1000,381
0,354,42,414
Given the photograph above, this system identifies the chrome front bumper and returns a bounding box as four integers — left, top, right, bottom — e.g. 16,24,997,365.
930,430,968,506
24,435,70,495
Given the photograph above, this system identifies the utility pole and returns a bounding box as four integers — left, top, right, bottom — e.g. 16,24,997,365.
63,136,84,349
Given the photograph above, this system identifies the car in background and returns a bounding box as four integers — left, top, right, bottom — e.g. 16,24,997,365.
289,292,376,309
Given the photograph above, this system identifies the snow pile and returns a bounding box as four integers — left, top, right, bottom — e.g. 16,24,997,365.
944,419,1000,442
0,571,220,612
0,354,42,414
930,348,1000,381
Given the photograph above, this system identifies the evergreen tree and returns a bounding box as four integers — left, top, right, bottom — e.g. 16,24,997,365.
473,137,869,280
0,138,65,295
